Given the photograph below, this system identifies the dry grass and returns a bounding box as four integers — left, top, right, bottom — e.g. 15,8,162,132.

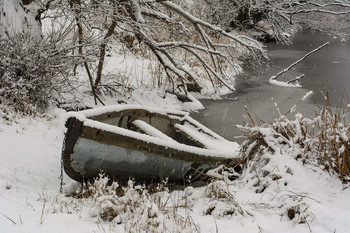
70,174,200,233
239,93,350,182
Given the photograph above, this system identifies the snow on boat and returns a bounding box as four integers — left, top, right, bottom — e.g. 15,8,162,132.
62,105,240,183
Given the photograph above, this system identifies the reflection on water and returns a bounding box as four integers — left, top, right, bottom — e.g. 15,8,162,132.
194,30,350,141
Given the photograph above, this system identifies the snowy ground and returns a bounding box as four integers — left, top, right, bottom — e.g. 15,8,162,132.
1,94,350,233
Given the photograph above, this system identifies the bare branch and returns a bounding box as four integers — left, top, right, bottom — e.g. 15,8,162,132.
270,42,329,81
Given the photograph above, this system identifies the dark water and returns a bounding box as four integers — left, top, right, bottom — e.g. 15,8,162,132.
194,30,350,141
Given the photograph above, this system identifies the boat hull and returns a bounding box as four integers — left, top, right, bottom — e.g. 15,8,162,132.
69,137,210,182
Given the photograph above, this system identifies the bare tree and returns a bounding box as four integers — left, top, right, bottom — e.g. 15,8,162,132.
48,0,266,99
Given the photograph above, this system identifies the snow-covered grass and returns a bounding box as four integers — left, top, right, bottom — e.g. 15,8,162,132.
1,95,350,233
239,98,350,182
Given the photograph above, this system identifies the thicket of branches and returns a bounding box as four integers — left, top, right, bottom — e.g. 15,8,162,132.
2,0,350,113
42,0,350,101
204,0,350,43
0,32,77,114
44,0,266,104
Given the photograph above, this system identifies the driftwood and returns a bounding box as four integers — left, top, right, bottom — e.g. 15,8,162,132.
270,42,329,81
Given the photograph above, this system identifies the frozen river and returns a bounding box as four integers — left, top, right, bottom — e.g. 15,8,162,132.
194,30,350,141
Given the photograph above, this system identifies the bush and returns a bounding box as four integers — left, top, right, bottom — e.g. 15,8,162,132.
239,99,350,182
0,32,74,114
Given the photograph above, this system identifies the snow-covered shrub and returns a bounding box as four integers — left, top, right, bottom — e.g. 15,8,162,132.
0,32,74,114
72,175,200,233
205,180,232,200
239,102,350,182
204,180,246,217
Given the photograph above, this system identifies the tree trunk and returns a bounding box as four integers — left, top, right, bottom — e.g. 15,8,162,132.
94,15,117,88
69,0,99,105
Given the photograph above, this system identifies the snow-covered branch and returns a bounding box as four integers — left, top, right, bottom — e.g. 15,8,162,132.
161,1,266,55
270,42,329,81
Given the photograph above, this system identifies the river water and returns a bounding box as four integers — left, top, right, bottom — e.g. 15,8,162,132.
194,30,350,141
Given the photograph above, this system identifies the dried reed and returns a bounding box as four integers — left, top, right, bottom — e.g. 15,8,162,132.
239,92,350,182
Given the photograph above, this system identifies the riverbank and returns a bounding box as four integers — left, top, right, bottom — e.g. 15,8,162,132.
1,102,350,233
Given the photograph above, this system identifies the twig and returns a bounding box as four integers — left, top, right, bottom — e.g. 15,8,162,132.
271,42,329,81
253,165,261,184
287,74,305,84
191,166,224,181
244,106,256,127
213,215,219,233
40,202,46,225
97,217,106,233
0,212,16,225
304,213,312,233
84,62,98,105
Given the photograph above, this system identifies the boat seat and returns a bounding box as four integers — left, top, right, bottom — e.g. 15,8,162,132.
174,122,218,150
131,120,179,144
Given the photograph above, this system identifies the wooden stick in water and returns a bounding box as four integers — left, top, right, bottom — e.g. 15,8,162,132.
270,42,329,81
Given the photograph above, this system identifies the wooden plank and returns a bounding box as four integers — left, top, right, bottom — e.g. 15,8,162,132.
131,119,179,143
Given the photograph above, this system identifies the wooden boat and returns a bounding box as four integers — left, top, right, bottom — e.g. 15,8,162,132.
62,105,240,183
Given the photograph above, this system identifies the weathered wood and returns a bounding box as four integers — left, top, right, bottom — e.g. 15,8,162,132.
174,124,206,149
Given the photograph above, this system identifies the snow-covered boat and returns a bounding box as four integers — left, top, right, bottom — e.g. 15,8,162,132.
62,105,240,183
